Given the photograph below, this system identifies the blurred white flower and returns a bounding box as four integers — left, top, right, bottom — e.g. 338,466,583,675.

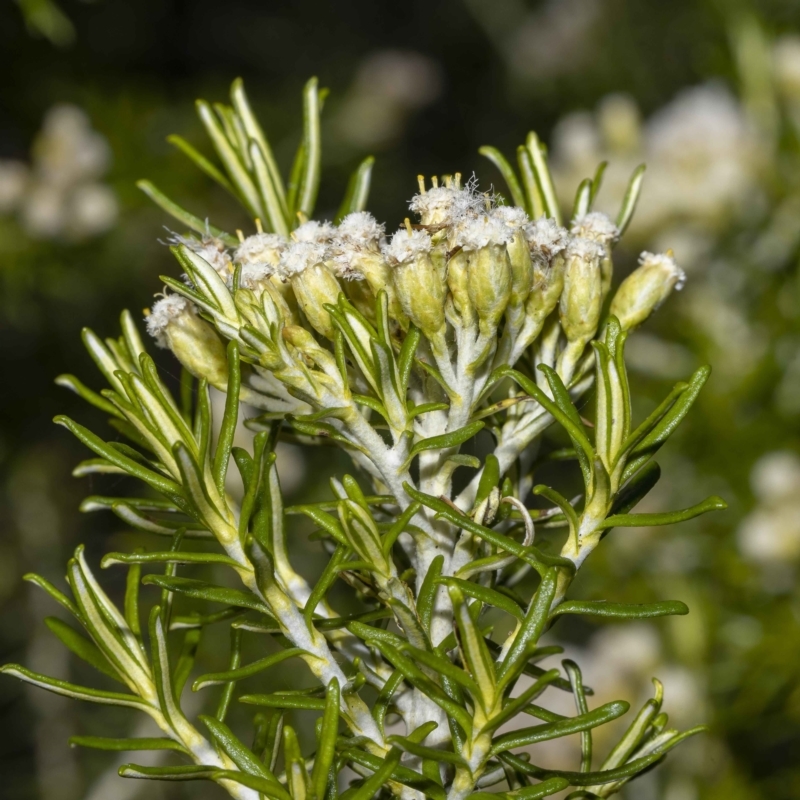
0,103,118,241
335,51,443,148
738,450,800,564
551,83,762,261
0,159,29,214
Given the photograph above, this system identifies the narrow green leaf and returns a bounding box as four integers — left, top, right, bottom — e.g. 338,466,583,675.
311,678,340,800
336,156,375,222
403,421,485,469
479,146,527,209
527,132,561,224
383,501,421,554
398,326,421,394
44,618,123,683
297,77,322,218
201,714,276,781
102,551,242,569
550,600,689,621
142,575,272,615
212,770,293,800
564,660,592,772
0,665,151,711
598,497,727,530
517,145,542,218
441,577,524,620
417,554,444,635
250,140,291,237
119,764,217,780
571,178,592,221
70,736,188,752
55,374,124,418
167,134,236,195
193,647,306,691
616,163,646,235
240,694,327,710
491,700,630,754
24,573,79,618
497,568,557,689
174,627,202,697
136,180,237,246
212,340,241,496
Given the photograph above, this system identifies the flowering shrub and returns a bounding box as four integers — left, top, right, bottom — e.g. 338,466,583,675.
2,78,726,800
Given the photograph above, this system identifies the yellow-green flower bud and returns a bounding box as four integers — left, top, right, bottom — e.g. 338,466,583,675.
453,214,513,330
610,250,686,330
494,206,533,306
279,241,341,340
446,248,474,327
571,212,619,300
559,237,604,344
146,295,228,388
523,217,569,327
384,228,445,339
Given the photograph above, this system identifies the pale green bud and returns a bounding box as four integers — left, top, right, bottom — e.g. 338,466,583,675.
453,214,513,330
571,212,619,300
409,184,484,227
234,232,298,321
446,248,475,326
559,237,604,344
279,241,342,340
146,295,228,388
610,251,686,330
494,206,533,306
384,227,446,338
523,217,569,327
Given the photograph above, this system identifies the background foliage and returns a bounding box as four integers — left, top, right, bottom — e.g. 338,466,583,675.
2,1,800,799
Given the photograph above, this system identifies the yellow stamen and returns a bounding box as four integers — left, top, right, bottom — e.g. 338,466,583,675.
236,229,245,243
417,175,426,194
431,176,439,188
254,218,263,233
454,172,462,189
404,218,413,235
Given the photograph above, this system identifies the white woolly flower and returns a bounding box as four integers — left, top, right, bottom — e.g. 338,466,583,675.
525,217,570,260
278,240,328,278
146,294,190,348
293,220,336,244
238,262,275,290
638,250,686,290
565,235,605,262
235,232,287,267
336,211,385,248
452,213,513,251
571,211,619,245
409,185,487,226
492,205,529,230
383,228,432,265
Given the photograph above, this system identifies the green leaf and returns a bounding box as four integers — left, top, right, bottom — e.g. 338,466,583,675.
304,544,350,629
475,453,501,508
201,714,277,782
136,180,237,246
345,745,403,800
497,568,557,690
211,770,293,800
212,340,241,496
102,551,242,569
0,664,152,712
598,496,727,530
571,178,593,222
491,700,630,754
142,575,272,615
403,421,484,469
55,416,182,499
173,627,201,696
564,660,592,772
616,163,646,235
24,573,80,618
166,134,236,195
239,693,327,711
341,746,446,800
479,146,527,209
250,139,291,237
193,647,307,690
387,734,466,767
70,736,188,752
44,618,123,683
55,374,124,418
336,156,375,222
609,461,661,518
409,402,450,420
118,764,217,780
398,326,421,394
517,145,543,219
527,132,561,224
441,577,524,621
622,365,710,481
311,678,340,800
417,554,444,634
481,669,561,735
383,501,421,555
550,600,689,621
297,77,322,219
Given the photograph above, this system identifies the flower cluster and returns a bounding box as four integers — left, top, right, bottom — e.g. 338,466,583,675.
3,78,723,800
